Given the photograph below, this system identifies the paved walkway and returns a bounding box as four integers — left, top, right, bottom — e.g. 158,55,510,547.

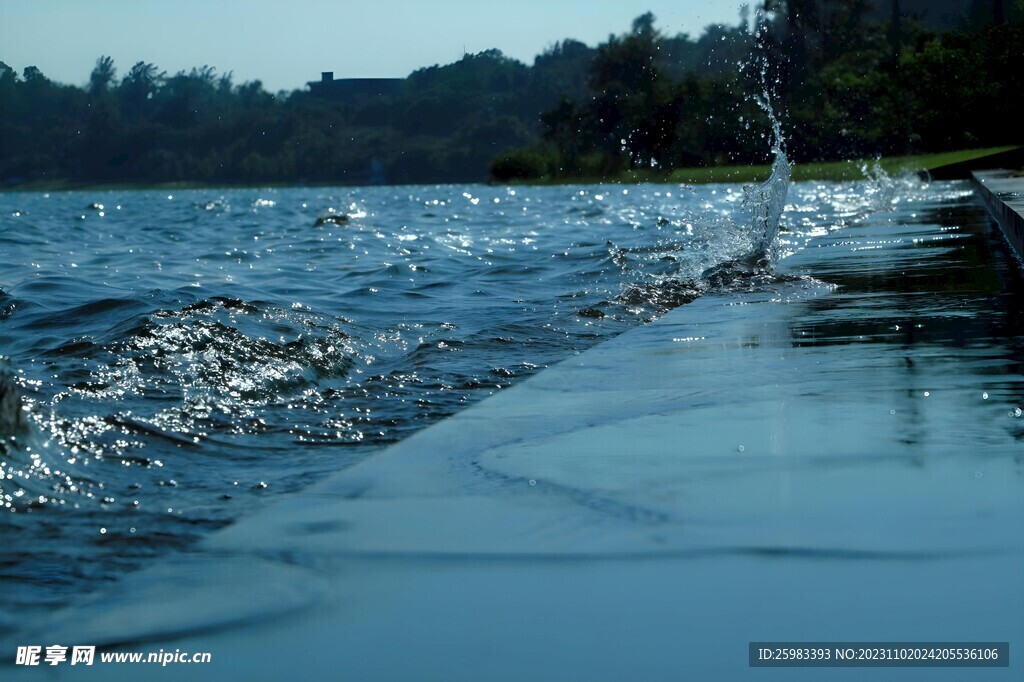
973,170,1024,263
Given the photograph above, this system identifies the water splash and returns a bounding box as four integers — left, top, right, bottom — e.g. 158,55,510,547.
742,90,791,267
682,28,791,290
605,81,792,305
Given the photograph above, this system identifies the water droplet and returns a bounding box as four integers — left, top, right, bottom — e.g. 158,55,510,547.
982,392,989,400
1015,407,1022,418
528,479,536,486
99,528,106,534
974,471,984,479
737,445,746,452
923,391,929,397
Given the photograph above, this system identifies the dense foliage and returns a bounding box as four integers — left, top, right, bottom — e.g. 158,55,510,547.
0,1,1020,187
0,48,555,186
494,1,1024,180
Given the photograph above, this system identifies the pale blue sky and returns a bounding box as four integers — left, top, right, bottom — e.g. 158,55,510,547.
0,0,745,93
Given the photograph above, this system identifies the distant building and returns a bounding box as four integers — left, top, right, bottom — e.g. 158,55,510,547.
308,72,403,101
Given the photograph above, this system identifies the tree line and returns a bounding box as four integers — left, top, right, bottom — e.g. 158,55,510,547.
1,1,1021,188
492,1,1024,180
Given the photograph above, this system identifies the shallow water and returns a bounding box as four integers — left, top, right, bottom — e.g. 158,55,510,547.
0,174,1001,637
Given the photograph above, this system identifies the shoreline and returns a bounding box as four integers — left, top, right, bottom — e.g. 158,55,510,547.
3,147,1017,194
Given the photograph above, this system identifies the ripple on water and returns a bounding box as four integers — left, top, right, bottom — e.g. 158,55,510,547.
0,176,981,632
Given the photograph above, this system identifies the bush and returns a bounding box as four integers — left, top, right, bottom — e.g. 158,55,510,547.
489,146,559,181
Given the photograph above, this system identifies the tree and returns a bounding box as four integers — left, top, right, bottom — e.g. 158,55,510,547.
89,56,117,96
586,13,670,165
541,97,585,173
0,62,18,113
889,0,902,61
119,61,164,117
22,66,47,87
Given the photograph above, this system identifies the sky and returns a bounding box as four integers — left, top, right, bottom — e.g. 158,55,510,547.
0,0,745,93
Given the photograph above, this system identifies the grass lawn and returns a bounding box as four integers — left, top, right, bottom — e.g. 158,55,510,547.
666,146,1021,184
558,146,1020,185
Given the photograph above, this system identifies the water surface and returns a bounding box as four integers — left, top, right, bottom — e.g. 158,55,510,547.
0,174,1004,638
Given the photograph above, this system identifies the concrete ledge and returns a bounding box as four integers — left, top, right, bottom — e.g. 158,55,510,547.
972,169,1024,263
